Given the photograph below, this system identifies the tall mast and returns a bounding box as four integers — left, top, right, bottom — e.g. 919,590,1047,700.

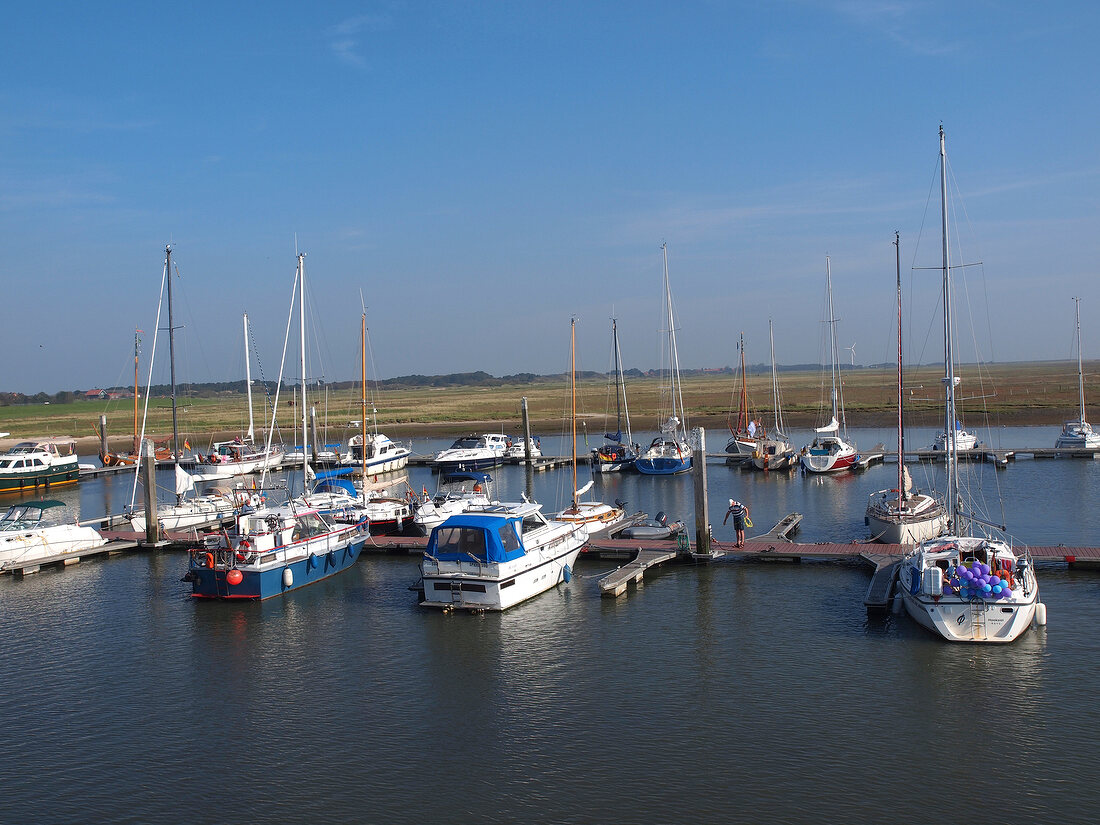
298,253,309,494
133,328,140,455
940,124,959,529
361,312,368,506
1074,297,1086,422
662,243,687,435
611,318,622,437
571,317,578,510
244,313,255,442
738,333,748,433
165,244,181,485
895,232,905,509
612,318,633,447
825,256,839,429
769,319,783,435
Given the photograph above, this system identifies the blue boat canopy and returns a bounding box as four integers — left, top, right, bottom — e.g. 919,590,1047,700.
604,430,623,443
313,479,357,497
426,513,524,563
314,466,357,481
441,471,492,484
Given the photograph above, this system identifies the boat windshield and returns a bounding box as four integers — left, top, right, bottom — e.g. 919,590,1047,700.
433,526,488,561
450,437,482,449
0,505,43,529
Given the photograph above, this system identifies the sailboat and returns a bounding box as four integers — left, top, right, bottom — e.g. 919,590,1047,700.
750,321,797,471
196,313,286,477
725,333,757,459
555,318,626,536
99,328,173,467
591,317,640,473
185,252,368,599
636,243,693,475
898,126,1042,642
128,246,249,533
1055,297,1100,449
865,233,947,543
800,258,858,474
344,316,412,473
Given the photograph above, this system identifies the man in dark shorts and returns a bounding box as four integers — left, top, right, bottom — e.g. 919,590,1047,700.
723,498,749,548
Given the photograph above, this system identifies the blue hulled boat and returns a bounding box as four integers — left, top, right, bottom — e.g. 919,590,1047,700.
186,504,367,599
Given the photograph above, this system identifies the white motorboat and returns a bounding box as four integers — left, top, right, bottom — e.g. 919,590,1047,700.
931,423,978,452
865,232,947,544
504,436,541,461
412,471,494,535
800,258,857,474
1055,298,1100,450
0,439,81,493
418,499,587,611
432,433,510,472
636,244,693,475
751,321,797,471
346,431,411,473
0,500,106,573
899,126,1043,643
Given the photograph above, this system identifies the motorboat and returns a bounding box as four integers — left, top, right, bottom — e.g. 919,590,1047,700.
346,431,411,473
185,503,367,599
931,423,978,452
432,433,509,472
412,471,494,535
504,436,541,461
800,258,857,474
898,126,1043,642
865,232,947,544
418,499,587,611
636,244,693,476
0,439,81,493
1055,298,1100,450
0,500,106,573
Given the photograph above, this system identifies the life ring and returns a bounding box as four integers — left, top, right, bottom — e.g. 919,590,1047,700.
235,540,251,562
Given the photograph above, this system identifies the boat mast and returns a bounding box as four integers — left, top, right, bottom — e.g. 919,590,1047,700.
361,312,368,506
611,317,622,439
825,256,841,433
662,243,687,436
738,333,748,434
940,125,959,530
244,313,255,442
132,328,140,455
571,317,578,510
895,231,905,510
1074,297,1086,423
769,319,783,436
298,253,309,494
165,244,181,490
612,318,633,448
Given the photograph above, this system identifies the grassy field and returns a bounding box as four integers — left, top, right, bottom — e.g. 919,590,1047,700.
1,360,1094,450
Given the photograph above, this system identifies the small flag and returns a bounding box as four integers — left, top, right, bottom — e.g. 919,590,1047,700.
184,440,191,451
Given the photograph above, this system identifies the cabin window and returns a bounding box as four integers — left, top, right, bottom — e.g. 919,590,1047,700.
297,513,328,538
521,516,543,534
433,526,487,561
498,524,521,553
32,459,45,467
0,460,11,469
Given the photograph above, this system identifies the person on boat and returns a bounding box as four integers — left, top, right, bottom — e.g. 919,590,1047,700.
748,419,757,438
724,499,749,548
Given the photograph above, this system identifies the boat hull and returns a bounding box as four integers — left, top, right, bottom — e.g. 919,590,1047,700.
799,451,856,474
0,462,80,493
189,536,364,599
433,455,503,472
635,455,692,475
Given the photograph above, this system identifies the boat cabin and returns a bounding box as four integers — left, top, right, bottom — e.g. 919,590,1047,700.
0,500,67,530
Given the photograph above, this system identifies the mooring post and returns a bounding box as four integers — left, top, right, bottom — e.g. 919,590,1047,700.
310,405,319,465
692,427,712,555
141,438,159,545
99,414,109,460
521,396,533,463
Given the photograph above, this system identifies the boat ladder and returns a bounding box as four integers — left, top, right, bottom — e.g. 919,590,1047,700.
449,578,464,606
968,598,987,641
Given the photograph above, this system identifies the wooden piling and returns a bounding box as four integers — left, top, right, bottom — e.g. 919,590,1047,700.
692,427,712,556
141,439,159,545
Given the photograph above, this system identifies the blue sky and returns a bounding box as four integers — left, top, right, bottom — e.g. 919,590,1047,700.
3,1,1098,394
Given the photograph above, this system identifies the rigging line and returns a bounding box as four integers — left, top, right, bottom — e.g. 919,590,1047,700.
260,261,301,493
130,257,169,510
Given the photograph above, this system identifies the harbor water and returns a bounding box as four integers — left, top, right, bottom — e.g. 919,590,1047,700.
2,426,1098,823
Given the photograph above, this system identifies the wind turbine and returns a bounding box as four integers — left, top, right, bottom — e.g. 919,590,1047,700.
846,343,856,366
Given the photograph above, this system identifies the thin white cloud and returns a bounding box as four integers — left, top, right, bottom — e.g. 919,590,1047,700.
327,12,393,69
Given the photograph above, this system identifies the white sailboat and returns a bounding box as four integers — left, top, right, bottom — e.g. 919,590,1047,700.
865,232,947,544
555,318,626,537
725,333,756,459
1055,297,1100,449
898,126,1043,642
800,258,857,474
750,321,797,471
636,243,693,475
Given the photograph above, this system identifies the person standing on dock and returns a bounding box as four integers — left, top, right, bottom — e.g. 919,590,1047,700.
724,498,749,548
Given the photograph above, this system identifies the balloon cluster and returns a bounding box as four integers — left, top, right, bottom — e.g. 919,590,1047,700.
945,560,1014,600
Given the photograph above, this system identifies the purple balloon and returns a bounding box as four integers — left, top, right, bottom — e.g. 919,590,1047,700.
980,563,990,576
990,575,1001,586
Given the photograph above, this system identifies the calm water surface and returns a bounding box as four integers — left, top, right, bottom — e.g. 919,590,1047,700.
2,427,1097,824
